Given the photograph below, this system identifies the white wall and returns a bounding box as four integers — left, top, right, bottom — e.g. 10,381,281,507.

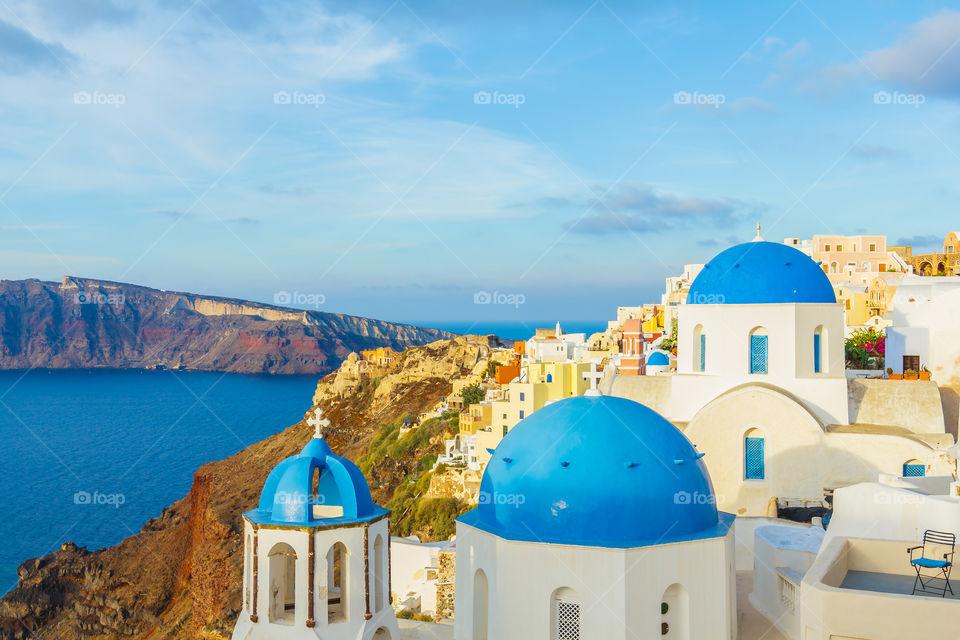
886,277,960,383
454,522,737,640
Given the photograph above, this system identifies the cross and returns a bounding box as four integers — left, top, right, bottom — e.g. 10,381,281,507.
583,362,603,397
307,407,331,439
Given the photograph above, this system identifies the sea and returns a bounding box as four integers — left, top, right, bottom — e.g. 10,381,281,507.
426,321,606,342
0,369,318,595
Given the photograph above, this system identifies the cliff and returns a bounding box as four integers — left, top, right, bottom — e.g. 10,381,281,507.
0,335,502,639
0,277,455,375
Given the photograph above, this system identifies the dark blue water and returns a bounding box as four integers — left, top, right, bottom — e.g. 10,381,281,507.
0,369,317,595
427,321,605,342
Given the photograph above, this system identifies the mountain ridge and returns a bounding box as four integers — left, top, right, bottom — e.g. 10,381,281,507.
0,276,456,374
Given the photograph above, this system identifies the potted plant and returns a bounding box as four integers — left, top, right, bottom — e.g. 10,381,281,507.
904,368,919,380
919,366,931,381
887,367,903,380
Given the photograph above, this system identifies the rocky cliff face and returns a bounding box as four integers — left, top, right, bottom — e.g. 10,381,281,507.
0,335,501,639
0,277,455,374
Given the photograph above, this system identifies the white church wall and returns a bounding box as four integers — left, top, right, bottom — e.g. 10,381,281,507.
674,303,848,425
683,385,952,518
454,523,736,640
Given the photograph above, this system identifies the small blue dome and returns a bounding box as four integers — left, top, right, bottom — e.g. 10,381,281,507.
458,396,729,548
647,351,669,366
246,436,386,526
687,241,836,305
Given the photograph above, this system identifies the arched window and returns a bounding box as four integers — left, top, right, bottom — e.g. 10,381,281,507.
660,583,689,638
546,373,553,383
749,327,768,374
267,542,297,624
903,459,926,477
551,587,581,640
692,324,705,372
744,428,765,480
245,534,252,612
327,542,349,623
813,326,824,374
473,569,488,640
374,534,386,612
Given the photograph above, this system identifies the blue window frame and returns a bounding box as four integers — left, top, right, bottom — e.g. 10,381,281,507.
699,333,706,372
903,463,925,477
519,410,525,419
745,437,765,479
750,335,768,374
519,392,525,401
546,374,552,383
813,333,821,373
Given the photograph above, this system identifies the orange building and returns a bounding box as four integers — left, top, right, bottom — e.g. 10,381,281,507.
618,318,645,376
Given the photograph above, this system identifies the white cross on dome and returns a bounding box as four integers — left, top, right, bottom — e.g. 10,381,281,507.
307,407,331,439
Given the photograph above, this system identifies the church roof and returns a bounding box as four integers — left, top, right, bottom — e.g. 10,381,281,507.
458,395,731,548
647,351,669,366
687,241,837,305
245,434,386,527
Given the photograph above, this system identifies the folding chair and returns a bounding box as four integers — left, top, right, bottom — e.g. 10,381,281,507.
908,530,955,597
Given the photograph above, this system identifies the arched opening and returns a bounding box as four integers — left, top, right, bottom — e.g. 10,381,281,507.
374,534,386,612
692,324,705,372
920,261,932,275
744,428,765,480
749,327,768,374
551,586,581,640
473,569,488,640
937,262,946,275
245,534,252,612
372,628,392,640
903,459,926,477
327,542,349,623
813,325,825,374
660,583,690,639
830,261,839,274
267,542,297,624
546,373,553,383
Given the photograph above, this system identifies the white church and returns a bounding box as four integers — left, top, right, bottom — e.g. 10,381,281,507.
609,237,956,517
231,409,399,640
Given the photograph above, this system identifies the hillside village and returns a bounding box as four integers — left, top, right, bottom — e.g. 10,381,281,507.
281,229,960,640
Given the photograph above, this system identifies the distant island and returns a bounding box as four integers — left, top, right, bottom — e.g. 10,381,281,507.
0,277,456,374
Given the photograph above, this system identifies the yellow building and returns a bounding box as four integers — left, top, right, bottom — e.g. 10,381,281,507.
476,361,592,467
910,231,960,275
460,402,493,435
359,346,400,367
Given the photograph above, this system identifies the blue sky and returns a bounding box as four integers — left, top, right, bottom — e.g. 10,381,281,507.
2,1,960,325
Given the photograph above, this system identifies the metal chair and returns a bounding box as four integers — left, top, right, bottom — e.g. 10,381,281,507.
908,530,955,597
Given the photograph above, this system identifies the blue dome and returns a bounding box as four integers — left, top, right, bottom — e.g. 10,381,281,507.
246,436,386,527
687,241,836,305
458,396,730,548
647,351,669,366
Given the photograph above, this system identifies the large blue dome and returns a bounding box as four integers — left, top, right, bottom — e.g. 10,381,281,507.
458,396,730,548
245,436,386,527
687,241,836,305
